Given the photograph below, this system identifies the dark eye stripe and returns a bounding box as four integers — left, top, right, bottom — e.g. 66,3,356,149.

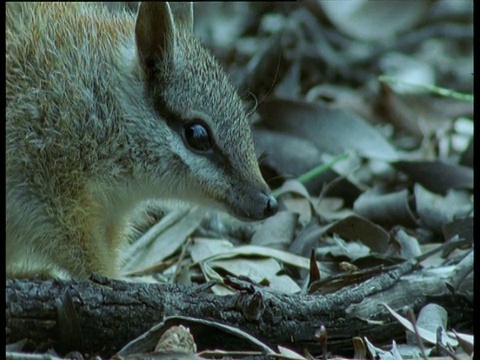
153,96,233,170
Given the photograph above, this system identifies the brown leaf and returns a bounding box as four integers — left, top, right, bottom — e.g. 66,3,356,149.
325,215,391,254
258,98,399,161
414,184,472,233
393,160,473,195
319,1,432,41
250,211,298,250
354,187,419,228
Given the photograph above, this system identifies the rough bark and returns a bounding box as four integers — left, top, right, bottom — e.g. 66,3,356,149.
6,260,473,358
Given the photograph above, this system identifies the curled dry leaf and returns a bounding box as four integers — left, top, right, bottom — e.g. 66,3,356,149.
189,238,235,264
353,187,419,229
207,245,331,275
442,217,473,243
123,208,204,275
289,220,328,259
189,238,325,293
250,210,298,250
376,83,473,140
258,98,399,162
209,258,281,284
274,180,315,223
405,304,447,346
254,129,322,182
414,184,472,233
319,0,432,41
393,160,473,195
117,316,277,356
276,346,307,360
391,228,422,260
381,303,458,347
324,215,391,254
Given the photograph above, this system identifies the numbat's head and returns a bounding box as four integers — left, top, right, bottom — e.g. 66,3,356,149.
124,3,277,220
6,2,278,279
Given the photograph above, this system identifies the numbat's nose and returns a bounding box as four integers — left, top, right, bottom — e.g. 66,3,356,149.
229,189,279,221
263,192,278,218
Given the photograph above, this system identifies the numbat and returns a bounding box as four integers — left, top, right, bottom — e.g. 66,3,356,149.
6,2,278,279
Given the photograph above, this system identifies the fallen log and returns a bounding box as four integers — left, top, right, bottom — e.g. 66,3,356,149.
6,258,473,357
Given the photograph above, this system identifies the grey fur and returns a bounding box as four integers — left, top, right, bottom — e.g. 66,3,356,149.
6,2,277,279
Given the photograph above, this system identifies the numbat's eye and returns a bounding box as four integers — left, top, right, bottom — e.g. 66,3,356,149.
184,122,213,152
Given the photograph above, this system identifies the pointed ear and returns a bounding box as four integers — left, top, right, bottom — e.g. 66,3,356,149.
168,2,194,32
135,2,176,72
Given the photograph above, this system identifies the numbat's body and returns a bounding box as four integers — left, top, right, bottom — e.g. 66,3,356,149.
6,2,277,279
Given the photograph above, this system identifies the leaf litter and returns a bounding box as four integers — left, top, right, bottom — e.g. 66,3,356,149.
109,1,472,358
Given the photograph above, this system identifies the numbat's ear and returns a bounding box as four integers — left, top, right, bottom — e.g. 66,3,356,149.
135,2,176,71
168,2,194,32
